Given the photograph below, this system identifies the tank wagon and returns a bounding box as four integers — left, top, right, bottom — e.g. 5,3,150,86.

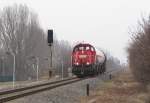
72,43,106,77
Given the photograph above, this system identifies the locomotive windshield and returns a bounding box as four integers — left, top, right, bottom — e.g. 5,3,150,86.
73,44,95,52
79,47,84,50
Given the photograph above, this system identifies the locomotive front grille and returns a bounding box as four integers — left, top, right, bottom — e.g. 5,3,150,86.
79,55,87,58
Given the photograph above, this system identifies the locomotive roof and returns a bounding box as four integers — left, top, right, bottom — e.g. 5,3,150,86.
74,43,94,48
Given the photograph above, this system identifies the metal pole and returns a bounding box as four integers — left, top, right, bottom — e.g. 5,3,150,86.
36,57,39,81
2,57,4,76
49,44,52,79
62,60,63,79
50,45,52,68
71,55,72,68
12,53,15,88
0,59,2,76
2,58,5,76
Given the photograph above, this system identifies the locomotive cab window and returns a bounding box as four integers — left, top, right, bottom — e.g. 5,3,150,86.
91,47,95,51
86,46,90,50
73,47,79,52
79,46,84,50
73,44,95,52
73,48,78,52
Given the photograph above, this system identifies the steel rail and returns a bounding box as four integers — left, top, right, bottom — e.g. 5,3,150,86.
0,77,76,96
0,77,82,102
0,69,122,102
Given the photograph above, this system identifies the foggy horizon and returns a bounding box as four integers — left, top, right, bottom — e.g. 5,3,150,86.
1,0,150,63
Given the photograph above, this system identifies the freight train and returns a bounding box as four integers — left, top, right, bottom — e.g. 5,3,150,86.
72,43,106,77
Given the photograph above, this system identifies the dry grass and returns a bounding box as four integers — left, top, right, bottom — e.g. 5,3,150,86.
81,70,150,103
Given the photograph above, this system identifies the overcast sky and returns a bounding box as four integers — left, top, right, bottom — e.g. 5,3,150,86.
0,0,150,63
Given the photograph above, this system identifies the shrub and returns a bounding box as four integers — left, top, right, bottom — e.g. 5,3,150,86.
128,17,150,86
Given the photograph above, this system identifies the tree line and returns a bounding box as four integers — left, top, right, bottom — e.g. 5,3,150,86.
0,4,72,80
128,16,150,88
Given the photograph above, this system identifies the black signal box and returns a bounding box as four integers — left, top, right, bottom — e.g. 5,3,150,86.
48,30,53,44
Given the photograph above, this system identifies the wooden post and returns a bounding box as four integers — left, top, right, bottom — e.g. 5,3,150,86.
49,70,52,78
86,84,89,96
109,74,112,79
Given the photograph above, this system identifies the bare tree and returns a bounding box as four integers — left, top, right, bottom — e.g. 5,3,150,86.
128,16,150,87
0,4,75,80
0,5,46,80
52,39,72,77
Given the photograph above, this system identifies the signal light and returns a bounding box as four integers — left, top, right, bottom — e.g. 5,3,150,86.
47,30,53,44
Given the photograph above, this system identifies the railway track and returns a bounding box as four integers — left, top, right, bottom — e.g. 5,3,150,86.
0,77,83,102
0,69,122,103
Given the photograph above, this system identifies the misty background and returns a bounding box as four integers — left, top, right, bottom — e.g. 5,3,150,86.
1,0,150,63
0,4,125,80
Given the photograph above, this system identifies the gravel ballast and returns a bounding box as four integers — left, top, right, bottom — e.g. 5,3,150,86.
7,74,109,103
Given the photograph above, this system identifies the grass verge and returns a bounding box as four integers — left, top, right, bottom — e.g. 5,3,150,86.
81,70,150,103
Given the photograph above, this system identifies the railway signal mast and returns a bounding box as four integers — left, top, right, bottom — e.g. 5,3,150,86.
47,30,53,78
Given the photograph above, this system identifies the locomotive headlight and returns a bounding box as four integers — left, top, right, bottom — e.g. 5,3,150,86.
76,62,79,65
86,62,90,65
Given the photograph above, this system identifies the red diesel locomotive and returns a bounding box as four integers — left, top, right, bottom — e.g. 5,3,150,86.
72,43,106,77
